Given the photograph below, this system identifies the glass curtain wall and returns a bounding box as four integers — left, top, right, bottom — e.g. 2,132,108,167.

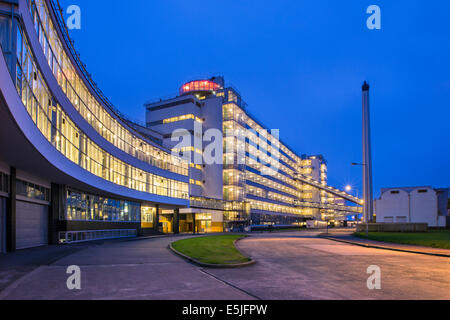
12,27,189,199
66,189,141,222
27,0,188,176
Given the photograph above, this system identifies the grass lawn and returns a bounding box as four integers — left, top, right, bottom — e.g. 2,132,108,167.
354,230,450,249
171,235,250,265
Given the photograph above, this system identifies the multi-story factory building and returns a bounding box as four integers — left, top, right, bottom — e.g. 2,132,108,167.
145,77,362,233
0,1,361,252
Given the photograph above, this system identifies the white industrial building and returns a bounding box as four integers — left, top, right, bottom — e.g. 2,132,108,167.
375,187,449,227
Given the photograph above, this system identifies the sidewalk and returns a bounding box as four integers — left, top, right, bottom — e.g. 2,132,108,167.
321,233,450,258
0,235,170,292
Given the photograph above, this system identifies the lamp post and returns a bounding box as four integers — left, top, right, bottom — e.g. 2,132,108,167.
344,185,352,228
344,185,355,226
344,184,360,229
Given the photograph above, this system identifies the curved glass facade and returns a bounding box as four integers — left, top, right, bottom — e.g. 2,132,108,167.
28,0,188,176
66,189,141,222
14,28,189,199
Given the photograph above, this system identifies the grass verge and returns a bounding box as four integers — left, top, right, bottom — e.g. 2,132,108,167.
354,230,450,249
171,235,250,265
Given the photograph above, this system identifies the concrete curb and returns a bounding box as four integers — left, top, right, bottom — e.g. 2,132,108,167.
168,236,256,268
128,234,168,241
130,233,211,242
320,235,450,258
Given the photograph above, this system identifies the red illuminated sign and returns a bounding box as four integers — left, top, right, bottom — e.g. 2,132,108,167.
180,80,222,95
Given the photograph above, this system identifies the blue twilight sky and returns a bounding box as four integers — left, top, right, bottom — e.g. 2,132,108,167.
59,0,450,197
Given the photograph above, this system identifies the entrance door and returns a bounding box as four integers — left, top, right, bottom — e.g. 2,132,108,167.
159,215,173,233
199,220,212,233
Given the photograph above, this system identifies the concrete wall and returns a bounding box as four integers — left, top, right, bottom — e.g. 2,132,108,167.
16,169,51,189
376,187,446,227
201,96,223,200
410,188,438,226
147,95,224,201
146,98,200,131
376,189,409,223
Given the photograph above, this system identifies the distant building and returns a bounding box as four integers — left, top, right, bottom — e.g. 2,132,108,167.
375,187,449,227
145,77,362,232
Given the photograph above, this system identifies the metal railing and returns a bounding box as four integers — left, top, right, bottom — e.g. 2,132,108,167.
293,173,363,205
294,199,362,213
58,229,137,244
190,197,248,212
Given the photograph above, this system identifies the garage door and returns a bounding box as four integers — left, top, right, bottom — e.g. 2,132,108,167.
16,201,48,249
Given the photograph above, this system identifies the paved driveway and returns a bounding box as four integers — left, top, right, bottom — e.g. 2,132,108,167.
0,231,449,300
0,235,253,300
210,232,450,299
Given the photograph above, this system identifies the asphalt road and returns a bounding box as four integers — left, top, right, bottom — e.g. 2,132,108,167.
0,231,449,300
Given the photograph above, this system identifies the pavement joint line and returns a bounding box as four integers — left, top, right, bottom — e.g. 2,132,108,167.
44,247,88,266
321,236,450,258
43,262,184,268
0,265,45,300
198,268,262,301
0,246,88,297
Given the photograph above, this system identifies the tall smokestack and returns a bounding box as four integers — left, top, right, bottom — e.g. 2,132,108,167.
362,81,374,223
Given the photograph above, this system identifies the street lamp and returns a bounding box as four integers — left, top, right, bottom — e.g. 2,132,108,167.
344,184,356,227
344,183,360,229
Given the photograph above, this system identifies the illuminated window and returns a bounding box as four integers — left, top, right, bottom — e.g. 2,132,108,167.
14,31,189,200
179,80,222,95
190,179,203,186
163,114,203,124
27,0,188,177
